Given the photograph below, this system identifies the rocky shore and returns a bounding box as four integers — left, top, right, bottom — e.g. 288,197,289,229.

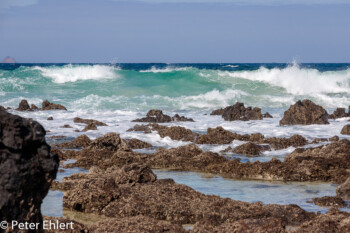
1,99,350,232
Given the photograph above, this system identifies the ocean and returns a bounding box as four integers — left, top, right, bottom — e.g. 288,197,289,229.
1,62,350,215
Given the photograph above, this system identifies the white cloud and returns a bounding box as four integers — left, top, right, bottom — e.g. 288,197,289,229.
0,0,38,11
110,0,350,5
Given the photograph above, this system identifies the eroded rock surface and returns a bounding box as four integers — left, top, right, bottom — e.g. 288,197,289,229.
341,124,350,135
73,117,107,126
125,138,153,149
280,100,329,125
132,110,193,123
232,142,270,156
0,109,59,226
214,102,263,121
42,100,67,111
337,177,350,200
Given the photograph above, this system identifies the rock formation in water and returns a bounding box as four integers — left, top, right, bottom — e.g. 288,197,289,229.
341,124,350,135
0,109,59,228
211,102,263,121
42,100,67,111
132,109,194,123
280,99,329,125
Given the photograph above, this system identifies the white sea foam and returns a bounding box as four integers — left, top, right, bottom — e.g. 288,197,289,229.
139,66,190,73
34,64,119,83
218,64,350,96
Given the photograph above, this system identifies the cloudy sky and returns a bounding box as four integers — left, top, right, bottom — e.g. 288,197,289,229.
0,0,349,63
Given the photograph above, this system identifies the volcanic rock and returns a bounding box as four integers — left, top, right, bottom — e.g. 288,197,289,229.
311,196,347,208
151,124,198,142
232,142,270,156
47,116,53,120
280,99,329,125
221,102,263,121
196,126,238,144
125,138,153,149
329,108,348,119
263,112,273,118
172,113,194,122
263,134,307,150
337,177,350,200
341,124,350,135
16,99,31,111
73,117,107,126
127,124,152,133
132,110,193,123
82,123,98,132
42,100,67,111
54,135,92,149
0,109,59,227
210,108,225,115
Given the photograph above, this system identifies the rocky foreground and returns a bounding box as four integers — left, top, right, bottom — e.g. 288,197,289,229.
1,99,350,232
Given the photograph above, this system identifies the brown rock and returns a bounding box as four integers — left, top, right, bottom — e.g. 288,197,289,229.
43,216,89,233
82,123,98,132
127,124,152,133
329,108,348,119
280,99,329,125
311,196,347,208
172,113,194,122
16,99,31,111
61,124,73,128
42,99,67,110
47,116,53,120
125,138,153,149
31,104,39,110
263,112,273,118
0,109,59,228
210,108,225,115
341,124,350,135
264,134,307,150
330,136,339,142
132,109,194,123
73,117,107,126
151,123,198,142
232,142,270,156
221,102,263,121
337,177,350,200
89,216,185,233
55,135,92,149
196,126,237,144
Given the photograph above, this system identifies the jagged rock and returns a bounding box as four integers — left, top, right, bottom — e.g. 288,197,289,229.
341,124,350,135
330,136,339,142
221,102,263,121
311,196,347,208
89,133,130,152
280,99,329,125
232,142,270,156
47,116,53,120
210,108,225,115
54,135,91,149
151,124,198,142
127,124,152,133
196,126,238,144
61,164,313,226
132,110,193,123
263,112,273,118
42,100,67,111
16,99,31,111
73,117,107,126
263,134,307,150
89,216,185,233
31,104,39,110
220,146,232,153
0,105,5,111
125,138,153,149
82,123,98,132
337,177,350,200
0,109,59,227
329,108,348,119
294,208,350,232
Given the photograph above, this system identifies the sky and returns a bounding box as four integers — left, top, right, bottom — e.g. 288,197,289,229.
0,0,349,63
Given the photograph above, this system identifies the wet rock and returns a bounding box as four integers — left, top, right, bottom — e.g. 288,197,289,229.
330,136,339,142
232,142,270,156
132,109,194,123
82,123,98,132
191,217,285,233
55,135,92,149
0,109,59,226
47,116,54,120
31,104,39,110
263,134,307,150
151,123,198,142
73,117,107,126
329,108,348,119
220,146,232,153
294,208,350,233
0,105,5,111
341,124,350,135
61,124,73,128
196,126,238,144
221,102,263,121
62,164,313,226
337,177,350,200
89,132,130,152
16,99,31,111
311,138,328,144
263,112,273,118
42,99,67,111
89,216,186,233
210,108,225,115
311,196,347,208
280,99,329,125
125,138,153,149
127,124,152,133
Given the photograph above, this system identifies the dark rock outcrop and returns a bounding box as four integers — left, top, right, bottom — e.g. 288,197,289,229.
132,110,193,123
232,142,270,156
329,108,349,119
222,102,263,121
127,124,152,133
151,124,198,142
125,138,153,149
47,116,53,120
341,124,350,135
82,123,98,132
280,99,329,125
16,99,31,111
73,117,107,126
0,109,59,227
210,108,224,115
42,100,67,111
311,196,347,208
54,135,91,149
263,112,273,118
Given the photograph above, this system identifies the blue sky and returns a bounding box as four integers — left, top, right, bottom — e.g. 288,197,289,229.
0,0,349,63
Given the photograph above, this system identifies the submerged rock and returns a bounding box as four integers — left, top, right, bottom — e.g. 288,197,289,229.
42,100,67,111
341,124,350,135
0,109,59,226
132,109,193,123
73,117,107,126
280,99,329,125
